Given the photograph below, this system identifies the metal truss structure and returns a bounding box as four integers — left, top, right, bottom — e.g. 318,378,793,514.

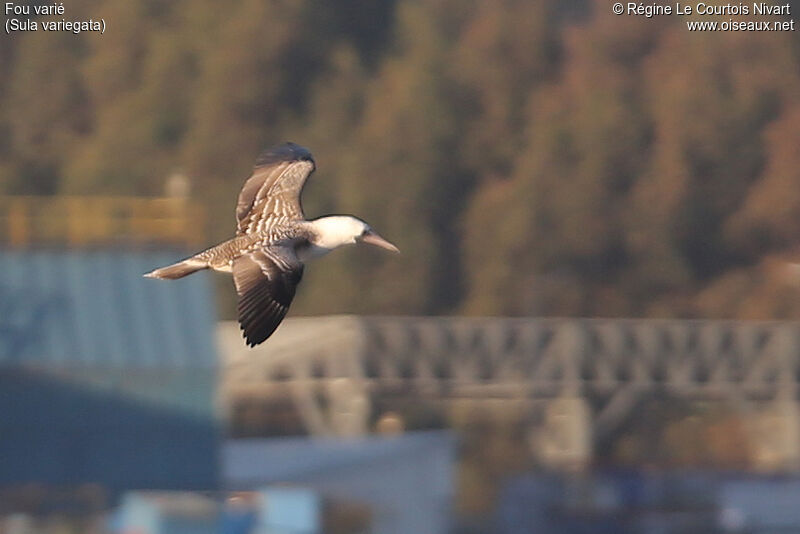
221,316,800,469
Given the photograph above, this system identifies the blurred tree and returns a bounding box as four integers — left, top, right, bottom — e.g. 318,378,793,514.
448,0,560,177
63,0,198,194
462,2,655,315
2,0,799,321
462,1,800,319
609,399,752,469
295,0,462,314
308,0,397,68
286,45,369,314
630,27,799,317
181,0,311,233
4,28,89,194
728,105,800,256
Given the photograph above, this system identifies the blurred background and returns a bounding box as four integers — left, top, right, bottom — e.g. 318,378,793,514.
2,0,800,532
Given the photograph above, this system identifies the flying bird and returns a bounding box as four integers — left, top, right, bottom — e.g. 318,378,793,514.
144,143,399,346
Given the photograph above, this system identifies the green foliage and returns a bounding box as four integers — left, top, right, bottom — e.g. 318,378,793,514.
3,0,800,319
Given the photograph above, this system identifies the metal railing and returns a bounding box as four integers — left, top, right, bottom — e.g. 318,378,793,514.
0,196,205,247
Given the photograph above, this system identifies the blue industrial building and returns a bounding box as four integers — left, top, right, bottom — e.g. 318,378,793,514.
0,249,220,492
114,431,456,533
223,431,455,534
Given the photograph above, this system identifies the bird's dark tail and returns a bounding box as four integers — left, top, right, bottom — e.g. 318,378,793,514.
144,258,208,280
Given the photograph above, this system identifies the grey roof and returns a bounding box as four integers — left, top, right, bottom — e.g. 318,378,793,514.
223,431,454,486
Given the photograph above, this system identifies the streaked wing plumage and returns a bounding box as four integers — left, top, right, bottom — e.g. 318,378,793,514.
236,143,315,235
232,247,304,347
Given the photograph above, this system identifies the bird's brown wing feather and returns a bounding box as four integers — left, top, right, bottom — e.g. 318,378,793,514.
236,143,315,235
232,247,304,347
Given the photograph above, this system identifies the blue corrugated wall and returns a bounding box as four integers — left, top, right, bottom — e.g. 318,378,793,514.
0,250,220,491
0,250,217,368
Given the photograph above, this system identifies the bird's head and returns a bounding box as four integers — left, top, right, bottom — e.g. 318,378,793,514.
311,215,399,253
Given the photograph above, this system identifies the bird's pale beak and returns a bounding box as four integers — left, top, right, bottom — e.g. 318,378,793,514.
361,231,400,253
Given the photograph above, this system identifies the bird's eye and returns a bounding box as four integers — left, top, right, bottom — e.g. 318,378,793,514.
361,228,370,237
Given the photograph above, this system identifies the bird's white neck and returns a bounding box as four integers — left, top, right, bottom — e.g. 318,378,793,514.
298,216,365,261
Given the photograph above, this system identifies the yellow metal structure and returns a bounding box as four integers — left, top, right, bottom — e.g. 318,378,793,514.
0,196,205,247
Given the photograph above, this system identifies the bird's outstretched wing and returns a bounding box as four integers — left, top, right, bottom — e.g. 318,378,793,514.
236,143,316,235
232,246,304,347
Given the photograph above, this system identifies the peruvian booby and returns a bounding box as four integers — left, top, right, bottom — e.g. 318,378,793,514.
144,143,399,347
